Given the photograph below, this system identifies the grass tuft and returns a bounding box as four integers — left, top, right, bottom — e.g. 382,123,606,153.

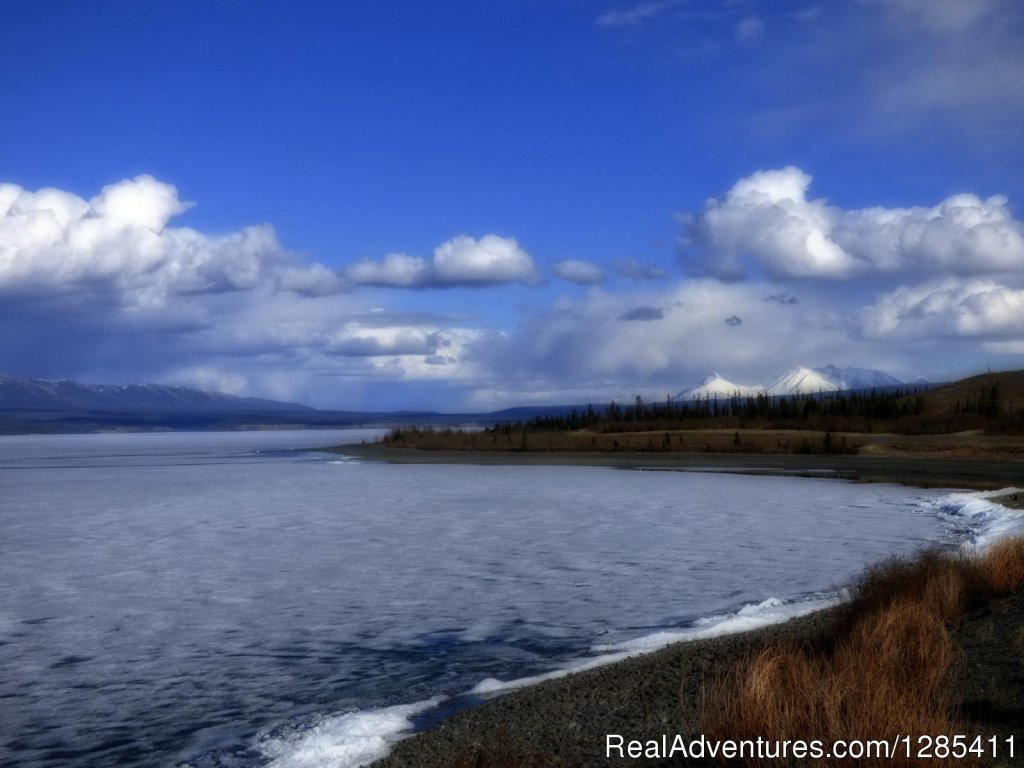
700,537,1024,767
978,536,1024,593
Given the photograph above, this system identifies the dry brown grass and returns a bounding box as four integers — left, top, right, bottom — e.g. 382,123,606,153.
700,539,1024,767
844,550,990,625
701,606,961,767
978,536,1024,593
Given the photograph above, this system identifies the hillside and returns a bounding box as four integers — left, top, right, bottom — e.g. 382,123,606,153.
917,370,1024,417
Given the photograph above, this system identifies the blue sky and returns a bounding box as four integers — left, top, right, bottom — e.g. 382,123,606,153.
2,0,1023,409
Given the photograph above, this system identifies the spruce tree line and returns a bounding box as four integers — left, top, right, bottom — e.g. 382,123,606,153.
486,388,929,435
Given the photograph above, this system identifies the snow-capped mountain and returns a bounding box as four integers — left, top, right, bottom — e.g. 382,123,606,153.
765,366,846,396
674,365,904,400
674,372,763,401
816,364,902,390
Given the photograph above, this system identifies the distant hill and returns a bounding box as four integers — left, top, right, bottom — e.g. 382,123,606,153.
0,373,594,434
917,370,1024,418
0,373,314,413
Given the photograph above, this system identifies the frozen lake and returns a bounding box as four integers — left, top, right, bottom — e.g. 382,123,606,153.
0,430,997,767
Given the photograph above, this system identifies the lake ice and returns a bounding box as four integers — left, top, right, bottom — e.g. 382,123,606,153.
0,430,1012,768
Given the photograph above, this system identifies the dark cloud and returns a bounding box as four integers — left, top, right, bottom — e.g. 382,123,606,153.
325,332,443,358
618,305,665,321
553,259,605,285
765,293,798,304
425,355,456,366
612,258,669,280
724,315,743,326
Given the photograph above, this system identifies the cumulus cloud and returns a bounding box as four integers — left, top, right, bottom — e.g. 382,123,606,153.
275,263,344,296
553,259,605,285
433,235,538,284
472,280,863,402
0,176,496,408
347,253,432,288
0,177,540,306
346,234,539,288
683,167,1024,280
0,176,287,307
858,278,1024,340
5,173,1017,410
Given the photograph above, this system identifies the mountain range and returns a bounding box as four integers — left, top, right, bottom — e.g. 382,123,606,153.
0,373,588,434
0,373,314,413
0,367,918,434
673,365,904,401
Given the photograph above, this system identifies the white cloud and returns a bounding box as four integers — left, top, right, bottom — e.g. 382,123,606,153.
433,234,538,284
684,167,1024,280
474,280,859,399
684,168,852,279
0,176,285,307
0,176,498,407
858,278,1024,339
5,173,1016,410
275,263,344,296
90,174,192,231
346,253,432,288
324,325,445,357
553,259,605,285
346,234,539,288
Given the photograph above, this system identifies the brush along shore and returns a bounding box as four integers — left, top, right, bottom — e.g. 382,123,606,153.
378,425,1024,462
328,440,1024,491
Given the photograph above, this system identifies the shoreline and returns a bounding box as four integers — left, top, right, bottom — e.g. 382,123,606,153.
339,438,1024,767
377,604,850,768
371,489,1024,768
325,441,1024,491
